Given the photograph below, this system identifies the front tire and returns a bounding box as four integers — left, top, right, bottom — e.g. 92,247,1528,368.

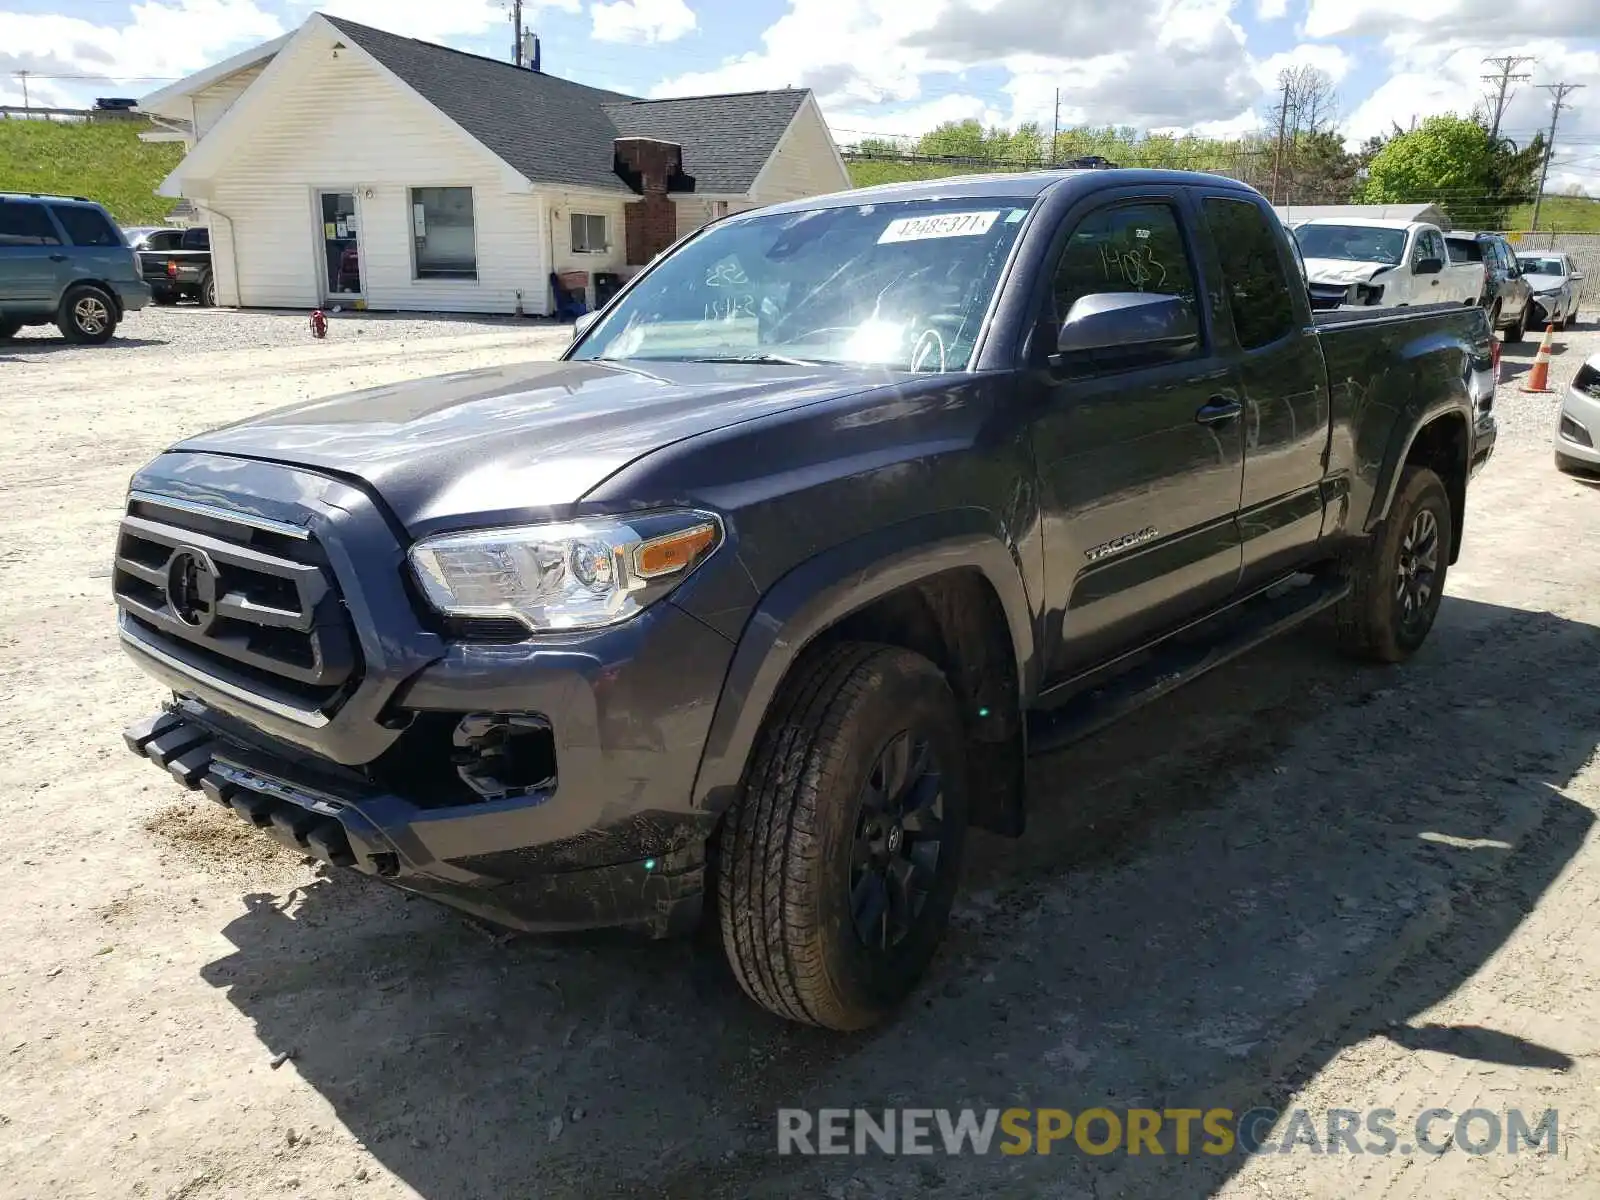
1503,303,1526,343
57,284,118,344
717,643,968,1030
1335,466,1452,663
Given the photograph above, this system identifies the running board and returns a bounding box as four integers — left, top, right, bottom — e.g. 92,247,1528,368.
1027,574,1350,757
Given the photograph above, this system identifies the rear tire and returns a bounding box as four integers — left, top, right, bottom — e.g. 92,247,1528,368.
717,642,968,1030
1503,304,1526,343
198,271,216,308
1335,466,1452,664
56,284,118,344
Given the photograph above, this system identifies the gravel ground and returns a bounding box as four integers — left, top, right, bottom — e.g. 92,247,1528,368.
1486,315,1597,441
1,304,569,362
2,312,1600,1200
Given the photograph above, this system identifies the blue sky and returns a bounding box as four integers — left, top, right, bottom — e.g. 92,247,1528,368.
4,0,1599,187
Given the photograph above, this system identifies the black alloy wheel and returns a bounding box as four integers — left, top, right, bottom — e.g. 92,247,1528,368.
849,729,945,951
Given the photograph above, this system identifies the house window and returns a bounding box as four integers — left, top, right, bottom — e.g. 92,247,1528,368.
410,187,476,279
571,213,608,253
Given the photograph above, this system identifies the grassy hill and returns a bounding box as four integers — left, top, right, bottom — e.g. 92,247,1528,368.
1503,196,1600,234
0,119,183,224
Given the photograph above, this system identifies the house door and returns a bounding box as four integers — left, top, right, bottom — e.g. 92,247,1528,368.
317,191,362,301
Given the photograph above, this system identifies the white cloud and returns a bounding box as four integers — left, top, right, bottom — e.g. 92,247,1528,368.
1303,0,1592,41
0,1,282,106
301,0,578,42
1256,0,1287,18
1254,43,1352,88
591,0,697,44
653,0,1260,135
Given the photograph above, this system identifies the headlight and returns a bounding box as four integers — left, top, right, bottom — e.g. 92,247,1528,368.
410,510,722,632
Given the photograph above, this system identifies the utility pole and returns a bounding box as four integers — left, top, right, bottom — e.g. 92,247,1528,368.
1481,55,1534,142
1050,88,1060,167
1531,82,1585,231
1270,76,1290,205
17,70,30,112
510,0,525,66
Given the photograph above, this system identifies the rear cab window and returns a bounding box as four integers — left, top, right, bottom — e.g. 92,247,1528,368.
0,201,63,247
182,228,210,251
1202,197,1296,350
50,204,122,248
1445,237,1483,264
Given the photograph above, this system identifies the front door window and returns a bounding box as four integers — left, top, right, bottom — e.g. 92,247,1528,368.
319,192,361,298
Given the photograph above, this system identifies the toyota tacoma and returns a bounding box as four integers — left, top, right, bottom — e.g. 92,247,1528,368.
116,170,1496,1029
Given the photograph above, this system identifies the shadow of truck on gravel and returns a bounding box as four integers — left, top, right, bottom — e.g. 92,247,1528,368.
200,595,1599,1200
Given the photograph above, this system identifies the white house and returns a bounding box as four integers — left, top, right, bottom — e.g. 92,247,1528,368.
138,14,851,315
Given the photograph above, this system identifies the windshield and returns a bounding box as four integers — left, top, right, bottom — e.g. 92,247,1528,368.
571,198,1036,371
1293,224,1407,267
1518,257,1565,277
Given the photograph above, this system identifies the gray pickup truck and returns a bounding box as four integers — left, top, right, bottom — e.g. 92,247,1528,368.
116,169,1496,1029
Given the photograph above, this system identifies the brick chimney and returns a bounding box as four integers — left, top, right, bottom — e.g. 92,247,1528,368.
614,137,691,265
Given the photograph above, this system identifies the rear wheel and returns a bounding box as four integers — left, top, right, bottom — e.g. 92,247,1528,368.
56,284,118,344
1503,303,1526,343
1335,466,1452,663
717,642,968,1029
198,271,216,308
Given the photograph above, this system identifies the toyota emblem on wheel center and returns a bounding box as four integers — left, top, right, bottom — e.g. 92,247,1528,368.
166,547,220,632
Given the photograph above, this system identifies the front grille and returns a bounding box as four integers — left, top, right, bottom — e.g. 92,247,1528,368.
1308,283,1349,310
113,493,359,710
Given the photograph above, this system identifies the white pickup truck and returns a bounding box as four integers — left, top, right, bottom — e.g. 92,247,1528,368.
1292,218,1486,311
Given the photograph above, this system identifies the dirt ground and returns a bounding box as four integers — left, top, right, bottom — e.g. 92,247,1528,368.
3,313,1599,1200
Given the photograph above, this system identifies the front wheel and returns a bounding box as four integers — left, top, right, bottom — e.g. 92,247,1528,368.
1334,466,1452,663
1503,304,1526,343
57,284,118,344
717,643,968,1029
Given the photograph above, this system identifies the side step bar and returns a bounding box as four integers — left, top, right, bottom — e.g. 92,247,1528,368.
1027,574,1349,757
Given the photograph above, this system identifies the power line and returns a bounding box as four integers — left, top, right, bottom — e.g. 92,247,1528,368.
1532,82,1586,231
1481,55,1534,143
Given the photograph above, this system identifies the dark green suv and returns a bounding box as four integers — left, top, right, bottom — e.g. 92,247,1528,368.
0,193,152,344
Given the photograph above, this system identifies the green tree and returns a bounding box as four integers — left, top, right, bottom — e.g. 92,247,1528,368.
1359,114,1540,228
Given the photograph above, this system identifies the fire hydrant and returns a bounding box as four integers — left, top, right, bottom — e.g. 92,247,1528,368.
309,309,328,339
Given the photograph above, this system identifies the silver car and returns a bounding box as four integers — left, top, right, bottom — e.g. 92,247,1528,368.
1516,252,1585,330
1555,352,1600,474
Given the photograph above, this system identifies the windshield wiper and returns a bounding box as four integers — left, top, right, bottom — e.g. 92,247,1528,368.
685,353,824,367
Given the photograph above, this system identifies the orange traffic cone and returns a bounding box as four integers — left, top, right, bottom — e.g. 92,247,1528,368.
1522,323,1556,393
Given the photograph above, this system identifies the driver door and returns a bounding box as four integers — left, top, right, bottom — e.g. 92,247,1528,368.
1029,190,1246,682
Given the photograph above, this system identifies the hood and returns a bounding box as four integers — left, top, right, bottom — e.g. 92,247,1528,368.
1522,272,1566,293
1302,258,1390,286
175,358,892,532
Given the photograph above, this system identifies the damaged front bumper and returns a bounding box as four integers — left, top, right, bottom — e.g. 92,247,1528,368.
124,704,707,937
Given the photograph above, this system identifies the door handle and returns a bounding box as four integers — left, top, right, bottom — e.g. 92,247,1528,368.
1195,397,1242,425
48,254,68,262
1431,278,1439,286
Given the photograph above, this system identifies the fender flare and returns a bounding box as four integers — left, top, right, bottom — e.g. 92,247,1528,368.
689,511,1036,815
1365,401,1473,533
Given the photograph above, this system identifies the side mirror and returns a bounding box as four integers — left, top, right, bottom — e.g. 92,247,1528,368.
1414,257,1444,276
1056,292,1198,359
571,310,600,341
1572,272,1585,283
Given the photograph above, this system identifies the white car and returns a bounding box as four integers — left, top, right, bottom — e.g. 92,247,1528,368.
1555,351,1600,475
1292,218,1486,311
1516,252,1586,331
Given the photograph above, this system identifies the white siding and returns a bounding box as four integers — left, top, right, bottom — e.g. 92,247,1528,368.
750,103,850,207
201,41,550,313
546,195,629,306
674,198,757,239
191,64,267,142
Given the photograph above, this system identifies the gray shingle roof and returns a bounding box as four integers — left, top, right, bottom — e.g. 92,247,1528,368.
325,15,807,196
604,92,808,193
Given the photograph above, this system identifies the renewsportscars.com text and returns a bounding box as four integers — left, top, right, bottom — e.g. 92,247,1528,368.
777,1107,1559,1157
